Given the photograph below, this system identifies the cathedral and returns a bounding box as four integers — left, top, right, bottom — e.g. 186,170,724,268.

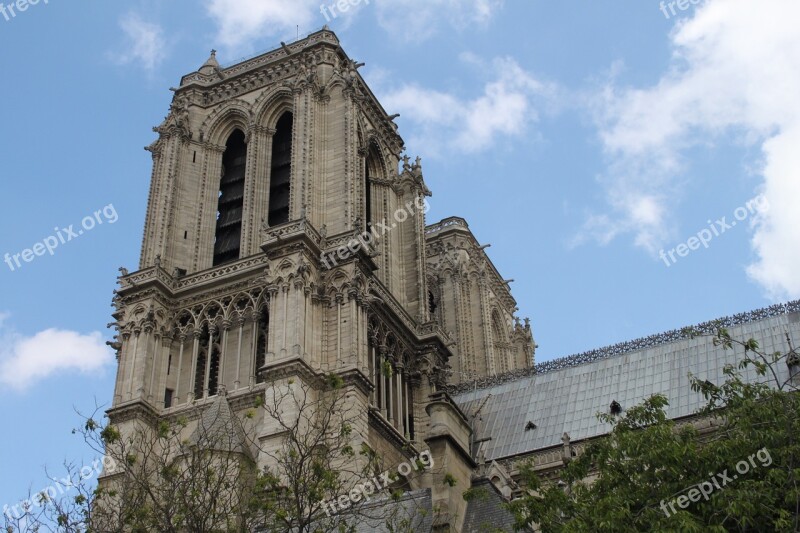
106,28,799,531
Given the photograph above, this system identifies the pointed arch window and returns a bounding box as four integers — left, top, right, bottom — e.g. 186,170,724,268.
364,144,383,232
194,327,209,399
491,311,509,373
208,343,221,396
268,113,293,227
213,130,248,266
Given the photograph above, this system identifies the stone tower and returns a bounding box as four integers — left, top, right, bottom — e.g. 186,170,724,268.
106,28,534,528
426,217,535,383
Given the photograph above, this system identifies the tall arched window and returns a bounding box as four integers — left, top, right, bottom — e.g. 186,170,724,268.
213,130,248,266
365,145,382,232
208,343,221,396
268,113,293,227
194,327,209,399
491,311,509,373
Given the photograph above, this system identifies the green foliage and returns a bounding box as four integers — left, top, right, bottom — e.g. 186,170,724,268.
84,418,98,432
100,425,120,444
443,473,457,487
327,373,345,390
463,487,489,502
507,329,800,532
157,420,170,438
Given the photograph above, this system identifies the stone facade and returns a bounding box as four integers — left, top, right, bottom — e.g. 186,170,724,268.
426,217,535,382
106,28,533,531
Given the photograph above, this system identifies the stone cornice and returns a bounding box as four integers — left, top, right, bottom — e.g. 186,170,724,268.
106,400,160,425
260,219,323,258
338,367,374,398
368,407,417,454
118,256,269,300
260,356,324,388
178,29,340,90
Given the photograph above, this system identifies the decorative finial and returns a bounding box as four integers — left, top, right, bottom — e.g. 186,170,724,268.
200,50,221,72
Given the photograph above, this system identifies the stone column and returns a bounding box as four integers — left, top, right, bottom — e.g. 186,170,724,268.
395,363,405,432
234,315,245,390
188,329,201,401
126,329,140,401
380,346,388,418
114,332,131,405
204,324,217,397
175,333,186,404
220,320,231,391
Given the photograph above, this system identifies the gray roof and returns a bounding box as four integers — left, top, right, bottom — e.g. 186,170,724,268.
463,479,518,532
454,311,799,461
319,489,435,532
190,393,253,458
319,481,518,532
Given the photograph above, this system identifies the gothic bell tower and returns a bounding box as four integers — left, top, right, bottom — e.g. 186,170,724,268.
108,29,455,473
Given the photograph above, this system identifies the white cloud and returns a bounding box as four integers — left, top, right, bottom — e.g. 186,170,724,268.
111,12,167,71
206,0,320,52
0,316,113,392
585,0,800,299
204,0,503,53
375,0,503,41
380,57,556,155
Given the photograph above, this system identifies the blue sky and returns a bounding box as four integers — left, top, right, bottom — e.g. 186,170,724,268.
1,0,798,513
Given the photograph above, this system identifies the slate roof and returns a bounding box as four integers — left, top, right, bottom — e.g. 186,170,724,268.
454,310,799,461
190,392,253,458
463,478,518,532
318,489,435,532
318,482,519,532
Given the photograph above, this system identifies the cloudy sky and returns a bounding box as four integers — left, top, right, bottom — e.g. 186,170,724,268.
1,0,798,512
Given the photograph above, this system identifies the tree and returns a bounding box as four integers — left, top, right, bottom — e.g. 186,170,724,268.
3,373,431,533
507,326,800,532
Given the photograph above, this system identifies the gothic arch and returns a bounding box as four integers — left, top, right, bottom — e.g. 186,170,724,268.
322,74,348,95
173,309,197,333
364,135,391,179
491,308,511,372
199,99,255,146
253,86,295,129
254,290,271,317
199,301,225,327
491,309,508,343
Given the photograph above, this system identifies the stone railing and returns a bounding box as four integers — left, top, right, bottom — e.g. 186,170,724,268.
119,256,269,294
425,217,470,236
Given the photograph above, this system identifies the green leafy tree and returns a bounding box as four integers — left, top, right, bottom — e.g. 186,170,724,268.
3,374,428,533
507,327,800,532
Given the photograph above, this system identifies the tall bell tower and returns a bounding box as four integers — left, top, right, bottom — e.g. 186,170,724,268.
109,29,457,474
105,29,538,530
